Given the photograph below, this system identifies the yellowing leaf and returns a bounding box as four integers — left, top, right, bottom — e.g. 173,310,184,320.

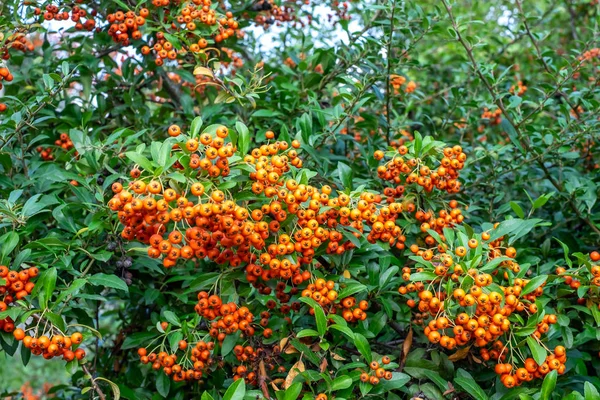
448,345,472,362
284,358,305,389
193,66,214,77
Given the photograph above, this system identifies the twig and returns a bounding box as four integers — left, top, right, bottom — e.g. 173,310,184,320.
82,364,107,400
564,0,579,40
441,0,600,236
385,0,398,146
515,0,580,119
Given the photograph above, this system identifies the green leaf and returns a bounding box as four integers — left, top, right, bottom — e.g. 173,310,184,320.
221,331,240,356
53,279,87,306
0,231,19,261
510,202,525,218
125,152,154,173
584,381,600,400
337,162,353,189
223,378,246,400
353,333,372,363
331,375,353,391
39,267,57,308
526,336,547,366
236,121,250,155
96,377,121,400
296,329,320,338
540,370,557,400
190,116,203,137
338,282,367,299
408,272,438,281
156,372,170,397
45,312,66,333
299,297,327,336
88,273,129,292
454,375,489,400
200,393,215,400
521,275,547,296
329,324,355,340
501,119,525,154
404,367,449,392
283,382,302,400
380,372,411,390
162,310,181,327
413,131,423,156
532,193,554,210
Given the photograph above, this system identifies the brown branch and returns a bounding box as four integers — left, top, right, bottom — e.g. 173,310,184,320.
82,364,107,400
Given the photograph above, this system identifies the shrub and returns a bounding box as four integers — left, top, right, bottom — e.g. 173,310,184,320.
0,1,599,399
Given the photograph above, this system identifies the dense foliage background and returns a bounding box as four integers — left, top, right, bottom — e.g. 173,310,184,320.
0,0,599,399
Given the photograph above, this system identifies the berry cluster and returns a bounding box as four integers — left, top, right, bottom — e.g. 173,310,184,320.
0,266,38,331
231,344,284,385
0,66,14,113
510,80,527,96
107,10,146,45
36,133,75,161
195,293,256,343
359,357,394,385
138,339,214,382
492,345,566,388
399,227,561,387
13,330,85,362
40,4,96,31
374,145,466,194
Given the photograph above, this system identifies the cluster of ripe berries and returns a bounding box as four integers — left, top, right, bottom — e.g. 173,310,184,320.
390,74,417,94
374,145,466,194
492,345,567,388
479,108,503,131
138,340,212,382
109,123,454,280
107,10,147,45
510,80,527,96
578,47,600,62
36,133,75,161
195,293,257,343
359,357,394,385
232,344,285,385
0,66,14,113
13,329,85,362
556,251,600,307
183,125,235,177
138,2,239,65
411,201,464,246
399,229,560,386
0,266,38,332
301,279,369,323
39,4,96,31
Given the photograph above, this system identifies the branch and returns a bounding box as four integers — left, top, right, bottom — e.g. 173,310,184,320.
385,0,398,146
564,0,579,40
515,0,580,119
82,364,107,400
441,0,600,236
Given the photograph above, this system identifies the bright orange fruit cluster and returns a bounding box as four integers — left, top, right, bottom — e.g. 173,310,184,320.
13,330,85,362
0,266,38,332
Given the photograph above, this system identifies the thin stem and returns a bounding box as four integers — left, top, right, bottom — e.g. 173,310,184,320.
385,0,398,146
81,364,107,400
